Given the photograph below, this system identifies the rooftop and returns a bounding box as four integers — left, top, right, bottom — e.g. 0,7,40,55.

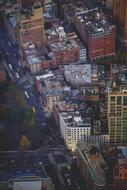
0,151,50,180
36,71,66,97
64,64,91,85
108,85,127,94
0,168,46,181
61,111,91,128
50,39,78,52
64,2,88,17
20,5,43,22
76,8,114,36
77,142,107,186
23,42,55,65
46,26,79,51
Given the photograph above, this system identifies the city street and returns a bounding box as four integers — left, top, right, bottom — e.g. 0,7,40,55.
0,27,47,127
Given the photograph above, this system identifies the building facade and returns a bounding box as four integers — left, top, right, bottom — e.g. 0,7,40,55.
20,6,45,47
113,0,127,45
59,112,91,151
112,147,127,190
74,8,116,60
108,87,127,146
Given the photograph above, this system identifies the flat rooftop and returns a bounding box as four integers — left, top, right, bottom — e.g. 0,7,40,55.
77,142,107,186
108,85,127,94
76,8,114,36
64,64,91,85
20,6,43,21
50,39,78,52
23,42,55,65
28,54,41,65
0,151,50,179
61,111,91,128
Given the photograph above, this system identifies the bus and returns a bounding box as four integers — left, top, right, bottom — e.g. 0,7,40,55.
16,72,20,79
18,61,21,66
8,42,11,46
8,64,12,70
24,91,29,99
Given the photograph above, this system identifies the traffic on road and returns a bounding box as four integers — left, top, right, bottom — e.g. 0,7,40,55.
0,27,47,127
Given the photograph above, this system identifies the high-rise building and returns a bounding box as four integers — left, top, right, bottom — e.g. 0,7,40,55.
108,87,127,146
113,0,127,45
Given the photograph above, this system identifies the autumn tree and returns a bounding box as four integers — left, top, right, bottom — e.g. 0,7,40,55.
19,135,31,151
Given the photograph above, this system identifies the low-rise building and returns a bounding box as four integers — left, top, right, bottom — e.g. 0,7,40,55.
74,8,116,60
49,38,80,65
64,64,91,86
20,4,45,47
36,71,66,111
60,111,91,151
23,42,42,73
0,151,55,190
3,3,45,48
77,142,108,190
23,42,55,73
112,147,127,190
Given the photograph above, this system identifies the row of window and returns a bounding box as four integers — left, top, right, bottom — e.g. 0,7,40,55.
110,96,127,105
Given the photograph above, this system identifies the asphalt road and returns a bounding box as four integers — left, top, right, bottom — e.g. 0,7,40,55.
0,27,47,127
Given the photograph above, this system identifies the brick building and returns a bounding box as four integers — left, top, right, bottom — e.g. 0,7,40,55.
20,6,45,47
74,8,116,60
112,147,127,190
3,4,45,48
50,41,80,65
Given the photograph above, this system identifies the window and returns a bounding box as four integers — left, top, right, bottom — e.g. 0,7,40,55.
123,96,127,105
117,96,121,105
111,96,115,101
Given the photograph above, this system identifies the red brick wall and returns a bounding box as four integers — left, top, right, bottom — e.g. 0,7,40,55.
74,16,89,45
54,47,80,65
88,27,116,60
